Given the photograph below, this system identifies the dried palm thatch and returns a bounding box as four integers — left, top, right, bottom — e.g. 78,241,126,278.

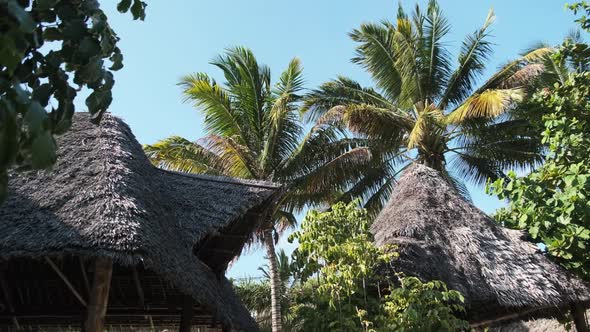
0,113,280,331
371,164,590,327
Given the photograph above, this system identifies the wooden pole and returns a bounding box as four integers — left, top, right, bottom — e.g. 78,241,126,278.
179,294,194,332
85,258,113,332
571,302,590,332
45,257,87,307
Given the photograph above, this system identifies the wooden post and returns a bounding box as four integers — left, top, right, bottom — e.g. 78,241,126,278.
179,294,194,332
571,302,590,332
85,258,113,332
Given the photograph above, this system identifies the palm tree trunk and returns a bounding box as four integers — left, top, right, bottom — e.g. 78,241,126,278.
263,228,283,332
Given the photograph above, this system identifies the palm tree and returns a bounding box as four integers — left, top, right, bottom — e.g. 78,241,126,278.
144,47,372,332
234,249,295,331
303,0,550,211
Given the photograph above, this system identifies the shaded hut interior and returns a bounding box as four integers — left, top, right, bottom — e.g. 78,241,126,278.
0,256,225,330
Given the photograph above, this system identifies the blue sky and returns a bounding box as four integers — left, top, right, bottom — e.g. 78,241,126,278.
92,0,581,278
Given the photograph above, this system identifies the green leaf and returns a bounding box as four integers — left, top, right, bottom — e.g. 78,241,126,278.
62,19,87,41
30,131,57,168
25,101,47,134
32,84,53,106
76,37,101,60
109,50,124,70
117,0,132,13
130,0,146,20
7,0,36,33
85,90,112,116
43,27,62,41
0,35,22,74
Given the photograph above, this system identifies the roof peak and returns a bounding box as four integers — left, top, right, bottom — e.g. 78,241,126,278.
159,169,280,190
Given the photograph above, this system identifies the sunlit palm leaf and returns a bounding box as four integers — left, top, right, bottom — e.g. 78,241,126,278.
211,47,272,152
262,58,305,175
477,47,554,90
446,88,523,123
421,0,452,100
202,135,257,178
350,22,402,102
407,104,444,149
180,73,246,143
143,136,224,175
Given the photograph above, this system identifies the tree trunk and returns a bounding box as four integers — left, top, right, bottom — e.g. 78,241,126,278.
264,228,282,332
571,302,589,332
85,257,113,332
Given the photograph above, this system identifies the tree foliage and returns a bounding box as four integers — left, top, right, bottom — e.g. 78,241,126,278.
569,1,590,31
302,0,549,212
488,2,590,281
287,201,468,331
233,250,295,331
144,47,376,237
488,71,590,280
144,47,376,332
0,0,146,201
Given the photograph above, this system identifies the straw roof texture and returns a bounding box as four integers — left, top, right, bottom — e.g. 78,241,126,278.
371,164,590,325
0,113,279,331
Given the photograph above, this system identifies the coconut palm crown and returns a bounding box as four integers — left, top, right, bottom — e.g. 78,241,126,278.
144,47,373,332
303,1,549,209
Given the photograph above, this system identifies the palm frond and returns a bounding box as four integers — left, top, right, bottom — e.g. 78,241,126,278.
350,22,402,101
274,211,298,237
407,104,444,149
344,103,414,145
211,46,271,151
449,117,543,185
439,8,495,109
446,88,523,123
286,147,373,212
143,136,224,175
421,0,452,100
477,47,554,90
261,58,305,176
180,73,246,142
202,135,258,178
302,76,392,122
392,16,424,105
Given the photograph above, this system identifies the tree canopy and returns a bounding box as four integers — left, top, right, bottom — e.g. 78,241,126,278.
303,0,549,212
0,0,146,201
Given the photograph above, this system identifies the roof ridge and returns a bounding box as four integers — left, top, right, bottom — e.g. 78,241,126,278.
158,169,281,189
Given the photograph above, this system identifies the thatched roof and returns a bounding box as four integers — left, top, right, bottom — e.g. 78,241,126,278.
371,164,590,326
0,113,280,331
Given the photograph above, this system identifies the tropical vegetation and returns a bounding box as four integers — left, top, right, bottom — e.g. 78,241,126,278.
488,33,590,280
235,201,468,331
144,47,375,332
302,0,549,211
140,1,590,331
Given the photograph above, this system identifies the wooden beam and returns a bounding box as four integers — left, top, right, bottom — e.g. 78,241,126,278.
79,258,91,296
148,315,154,331
571,302,590,332
85,257,113,332
132,267,145,308
179,294,194,332
45,257,87,307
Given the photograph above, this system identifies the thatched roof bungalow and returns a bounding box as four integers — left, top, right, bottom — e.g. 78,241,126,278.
371,164,590,330
0,113,279,331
